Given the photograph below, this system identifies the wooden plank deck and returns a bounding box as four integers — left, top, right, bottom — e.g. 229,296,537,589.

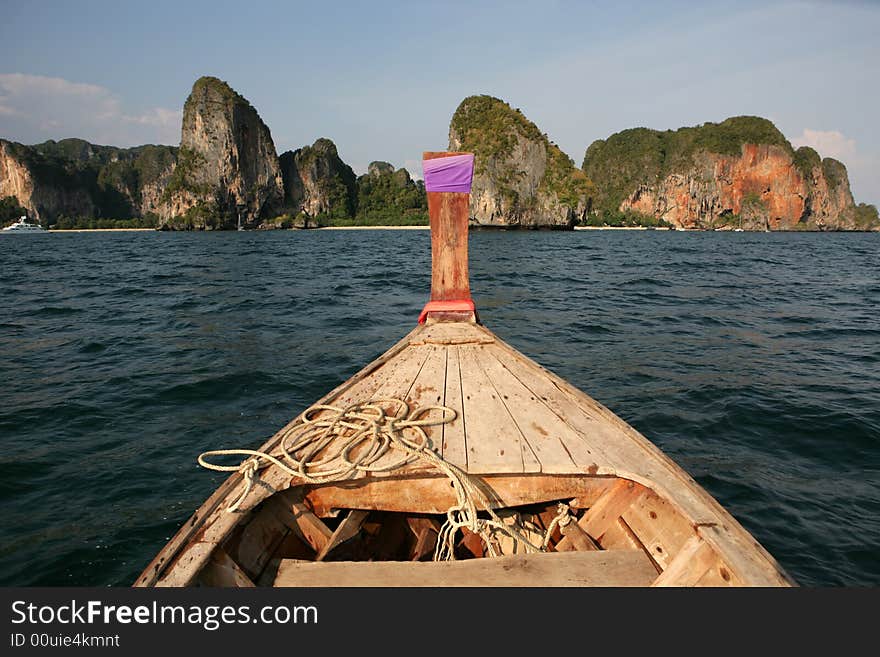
319,321,652,479
441,346,467,469
458,343,538,473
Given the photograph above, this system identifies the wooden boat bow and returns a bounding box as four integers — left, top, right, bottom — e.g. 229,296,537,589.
135,151,794,588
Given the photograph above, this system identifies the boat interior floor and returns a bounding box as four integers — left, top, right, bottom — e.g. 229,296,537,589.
191,475,742,588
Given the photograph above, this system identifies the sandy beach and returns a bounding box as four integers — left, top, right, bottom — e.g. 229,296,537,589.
49,228,156,233
574,226,653,231
45,226,431,233
316,225,429,230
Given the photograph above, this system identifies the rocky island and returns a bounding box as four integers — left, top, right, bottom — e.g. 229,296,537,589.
0,138,176,228
0,77,426,230
448,95,593,229
1,78,876,231
583,117,878,231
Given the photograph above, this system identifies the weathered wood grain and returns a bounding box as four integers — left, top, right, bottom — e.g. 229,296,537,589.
457,344,533,473
199,547,256,588
315,510,370,561
274,550,657,587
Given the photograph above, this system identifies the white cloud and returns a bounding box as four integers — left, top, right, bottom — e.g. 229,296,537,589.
790,127,878,204
791,128,858,162
0,73,181,146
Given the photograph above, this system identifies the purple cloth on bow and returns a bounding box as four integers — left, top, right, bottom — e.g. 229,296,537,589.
422,154,474,193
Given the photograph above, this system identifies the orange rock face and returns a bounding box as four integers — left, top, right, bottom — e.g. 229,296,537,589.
621,144,854,230
722,144,805,228
0,142,35,207
0,140,97,222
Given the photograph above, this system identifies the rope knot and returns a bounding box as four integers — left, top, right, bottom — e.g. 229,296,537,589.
556,502,572,527
226,456,262,513
197,398,551,560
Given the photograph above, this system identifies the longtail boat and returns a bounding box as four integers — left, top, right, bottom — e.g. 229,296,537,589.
136,151,794,588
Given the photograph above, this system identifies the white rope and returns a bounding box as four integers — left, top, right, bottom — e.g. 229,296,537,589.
542,503,572,549
198,399,566,560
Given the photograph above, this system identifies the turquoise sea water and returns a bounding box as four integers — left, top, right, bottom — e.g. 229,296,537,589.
0,229,878,586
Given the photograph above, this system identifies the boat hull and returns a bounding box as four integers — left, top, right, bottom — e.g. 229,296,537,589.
136,321,794,588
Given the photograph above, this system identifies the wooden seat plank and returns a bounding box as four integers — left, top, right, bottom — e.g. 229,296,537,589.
274,550,657,587
225,507,290,579
269,493,332,553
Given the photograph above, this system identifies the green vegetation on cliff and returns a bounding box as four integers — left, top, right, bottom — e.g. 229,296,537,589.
450,95,543,176
583,116,792,217
793,146,821,180
581,129,664,219
352,163,427,226
7,140,94,193
162,200,222,230
294,138,357,222
161,146,209,200
3,138,178,223
133,145,178,186
821,157,848,192
186,76,255,114
310,179,355,224
52,215,159,230
0,196,28,227
581,209,670,228
30,139,177,186
541,147,595,212
281,144,427,227
853,203,879,230
450,95,593,224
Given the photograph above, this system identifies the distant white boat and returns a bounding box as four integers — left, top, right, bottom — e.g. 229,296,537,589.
2,216,44,233
733,228,744,232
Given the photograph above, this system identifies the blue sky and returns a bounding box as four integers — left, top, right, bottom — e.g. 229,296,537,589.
1,0,877,204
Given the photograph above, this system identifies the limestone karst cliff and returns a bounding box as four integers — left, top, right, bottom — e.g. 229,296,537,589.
3,82,877,231
448,95,594,229
582,117,878,230
157,76,285,229
0,138,176,225
278,138,357,223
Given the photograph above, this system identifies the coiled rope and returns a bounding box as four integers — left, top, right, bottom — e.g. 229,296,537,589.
198,399,570,560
